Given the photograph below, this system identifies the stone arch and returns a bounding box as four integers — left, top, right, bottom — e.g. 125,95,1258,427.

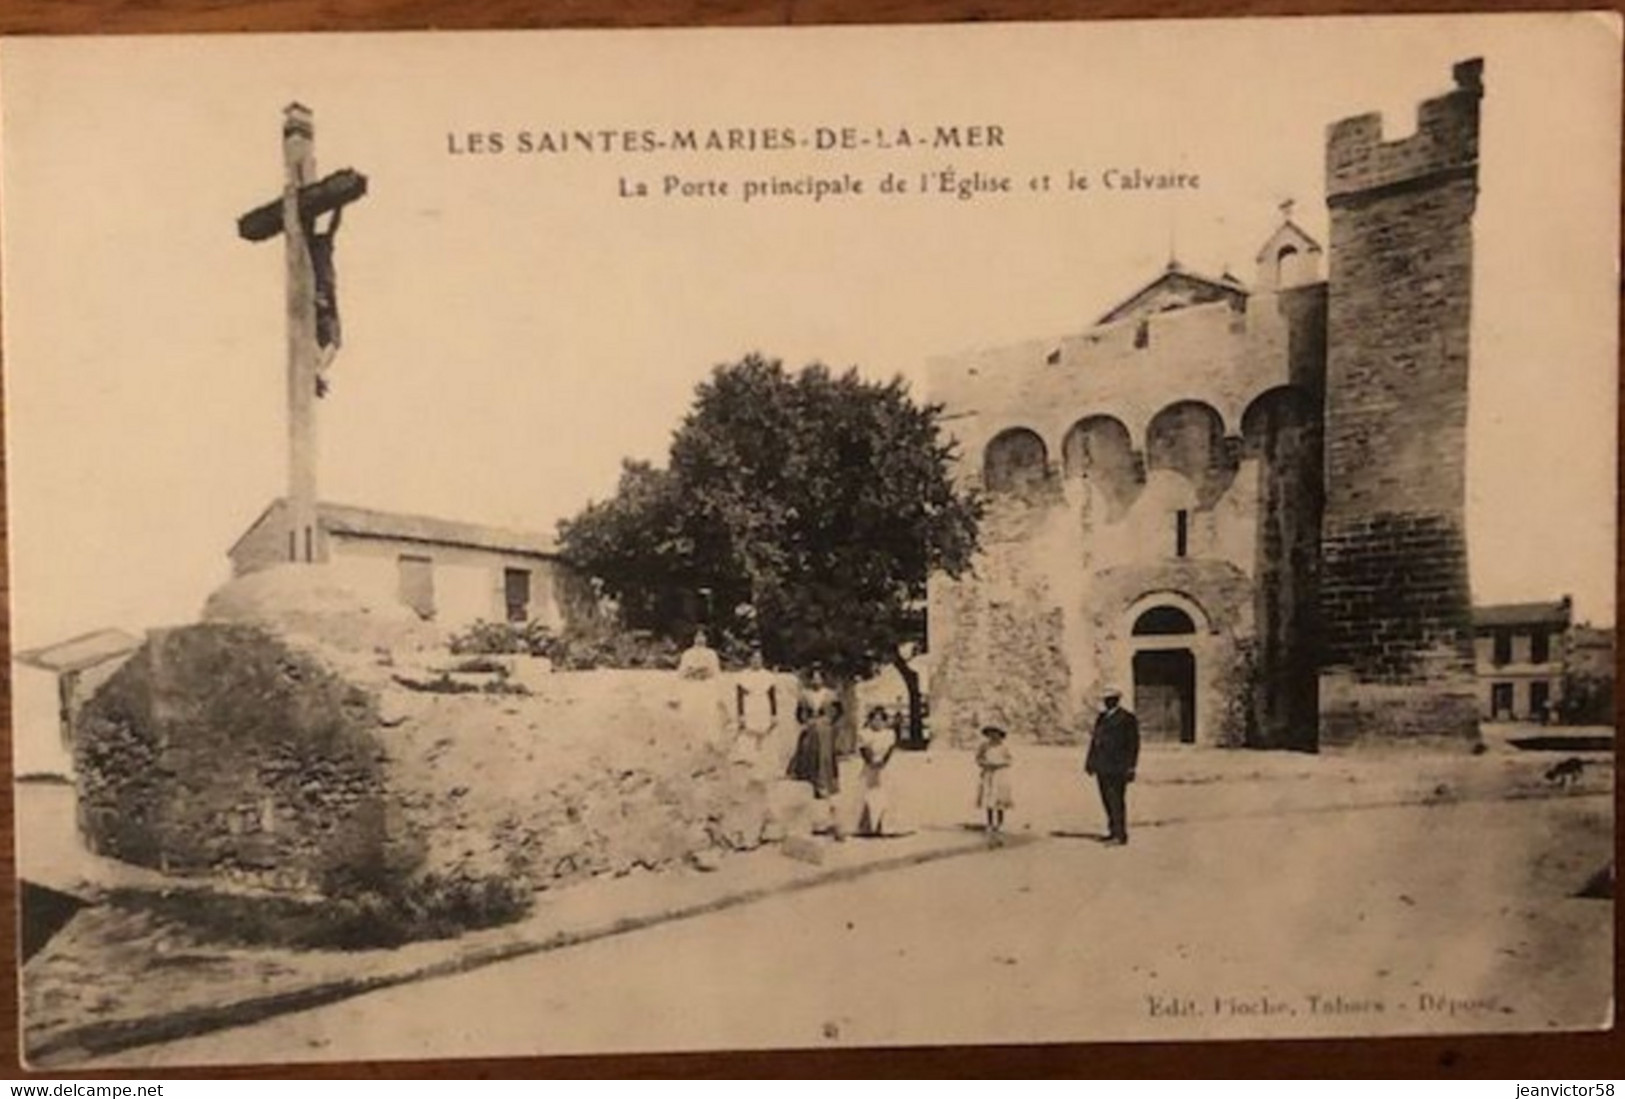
1241,384,1323,752
983,427,1049,493
1241,385,1317,459
1132,604,1196,636
1121,589,1214,637
1061,414,1139,516
1120,591,1214,746
1275,243,1299,284
1145,400,1234,508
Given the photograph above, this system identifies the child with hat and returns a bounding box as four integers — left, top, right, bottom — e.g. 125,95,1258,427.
975,725,1015,842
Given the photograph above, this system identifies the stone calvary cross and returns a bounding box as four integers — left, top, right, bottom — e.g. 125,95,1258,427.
237,103,368,565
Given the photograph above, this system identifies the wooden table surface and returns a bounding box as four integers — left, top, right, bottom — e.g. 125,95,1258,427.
0,0,1618,1079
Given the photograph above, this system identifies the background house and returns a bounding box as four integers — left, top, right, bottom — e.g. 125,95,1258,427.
1473,597,1572,722
12,628,143,778
229,498,587,631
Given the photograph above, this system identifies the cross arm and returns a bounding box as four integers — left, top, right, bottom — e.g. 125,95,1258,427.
238,168,369,242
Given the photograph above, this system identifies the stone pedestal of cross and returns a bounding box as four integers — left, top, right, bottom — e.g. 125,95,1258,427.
237,103,368,565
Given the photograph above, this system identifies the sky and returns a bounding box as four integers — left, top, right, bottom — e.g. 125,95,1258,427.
2,14,1619,653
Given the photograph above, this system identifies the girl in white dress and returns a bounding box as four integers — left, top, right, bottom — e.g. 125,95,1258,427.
857,706,900,836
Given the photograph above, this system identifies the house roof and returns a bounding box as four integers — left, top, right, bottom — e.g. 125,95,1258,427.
1473,599,1573,629
320,501,560,557
14,627,142,674
230,498,561,560
1093,262,1250,327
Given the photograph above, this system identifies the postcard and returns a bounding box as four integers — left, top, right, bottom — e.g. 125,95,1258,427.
2,14,1618,1069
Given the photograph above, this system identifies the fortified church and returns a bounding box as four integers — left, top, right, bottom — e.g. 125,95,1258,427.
928,60,1486,751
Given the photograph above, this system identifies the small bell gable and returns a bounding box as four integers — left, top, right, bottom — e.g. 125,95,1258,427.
1254,201,1323,290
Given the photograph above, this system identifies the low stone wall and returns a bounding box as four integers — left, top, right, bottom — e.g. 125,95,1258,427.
1318,673,1483,749
74,610,804,911
76,624,387,887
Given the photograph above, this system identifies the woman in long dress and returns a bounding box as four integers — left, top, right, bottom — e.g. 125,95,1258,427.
674,628,727,740
731,649,779,762
788,668,841,798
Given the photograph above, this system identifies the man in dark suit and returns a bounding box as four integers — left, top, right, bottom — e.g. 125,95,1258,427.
1085,686,1140,846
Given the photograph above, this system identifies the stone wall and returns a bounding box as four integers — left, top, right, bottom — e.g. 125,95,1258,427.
925,223,1322,753
74,570,794,905
76,625,388,886
228,499,323,574
1245,290,1326,751
924,61,1485,752
930,449,1268,748
930,273,1313,480
929,493,1077,746
1087,559,1257,748
322,536,576,632
1318,59,1483,744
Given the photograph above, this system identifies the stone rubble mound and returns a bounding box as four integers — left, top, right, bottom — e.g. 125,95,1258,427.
78,569,809,932
201,564,444,659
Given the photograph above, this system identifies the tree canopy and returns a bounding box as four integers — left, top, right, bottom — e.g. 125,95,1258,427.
558,354,983,684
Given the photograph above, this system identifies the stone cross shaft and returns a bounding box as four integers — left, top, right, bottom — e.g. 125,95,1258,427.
237,104,368,565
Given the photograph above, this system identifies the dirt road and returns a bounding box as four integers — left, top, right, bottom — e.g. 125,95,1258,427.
98,774,1611,1067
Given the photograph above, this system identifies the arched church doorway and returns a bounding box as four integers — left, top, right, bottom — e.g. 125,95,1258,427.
1131,605,1197,744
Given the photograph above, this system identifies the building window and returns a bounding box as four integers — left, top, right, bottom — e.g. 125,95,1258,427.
1175,510,1189,558
1492,629,1512,666
398,555,435,620
1490,681,1514,719
504,568,532,624
1530,629,1550,665
1530,680,1551,722
1134,319,1150,349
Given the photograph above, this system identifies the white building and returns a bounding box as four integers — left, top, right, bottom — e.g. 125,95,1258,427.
228,498,582,630
12,628,142,778
1473,598,1572,722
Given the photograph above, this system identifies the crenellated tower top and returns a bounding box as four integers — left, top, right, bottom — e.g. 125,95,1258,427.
1326,58,1483,206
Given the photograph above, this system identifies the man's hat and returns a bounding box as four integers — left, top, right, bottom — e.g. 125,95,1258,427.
1102,685,1124,699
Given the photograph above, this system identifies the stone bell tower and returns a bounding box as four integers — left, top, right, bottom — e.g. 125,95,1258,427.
1318,59,1484,744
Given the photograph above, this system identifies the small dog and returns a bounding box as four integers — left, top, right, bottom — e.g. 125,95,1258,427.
1545,757,1587,787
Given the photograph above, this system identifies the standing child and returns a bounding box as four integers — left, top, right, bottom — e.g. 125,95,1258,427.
856,706,900,837
975,725,1014,841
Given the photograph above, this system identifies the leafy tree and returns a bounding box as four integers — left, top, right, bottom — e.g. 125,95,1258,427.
558,354,983,743
1562,666,1615,726
555,459,709,632
1559,624,1616,726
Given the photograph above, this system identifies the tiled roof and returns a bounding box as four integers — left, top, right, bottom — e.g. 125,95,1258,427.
317,501,560,557
1093,263,1249,327
15,628,142,673
231,498,560,559
1473,600,1572,628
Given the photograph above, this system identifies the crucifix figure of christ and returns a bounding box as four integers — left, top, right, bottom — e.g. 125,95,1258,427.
237,103,368,565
